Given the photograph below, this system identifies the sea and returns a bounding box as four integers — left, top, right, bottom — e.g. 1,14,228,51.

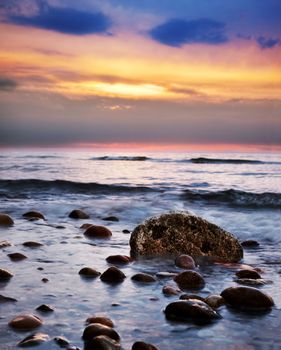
0,150,281,349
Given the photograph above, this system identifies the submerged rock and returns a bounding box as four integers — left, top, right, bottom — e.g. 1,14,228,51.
84,225,112,239
174,270,205,289
69,209,89,219
84,335,121,350
164,300,220,323
130,212,243,262
241,240,260,248
131,273,156,283
175,254,196,269
8,252,27,262
205,295,225,308
0,294,17,303
23,211,45,220
79,267,101,278
86,316,114,328
103,216,119,222
23,241,43,248
106,255,132,265
221,286,274,309
9,314,43,330
0,213,14,226
162,285,181,296
100,267,126,284
36,304,54,312
132,341,158,350
17,333,49,347
0,268,13,281
54,336,70,347
236,269,261,279
82,323,120,342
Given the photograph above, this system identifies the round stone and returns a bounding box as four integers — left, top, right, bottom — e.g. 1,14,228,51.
8,252,27,262
0,213,14,226
23,241,43,248
102,216,119,222
235,269,261,279
23,211,45,220
175,254,196,269
132,341,158,350
0,268,13,281
79,267,101,278
205,295,225,308
100,267,126,284
174,270,205,289
131,273,156,283
17,333,49,347
162,285,181,296
84,335,120,350
36,304,54,312
241,240,260,248
86,316,114,328
84,225,112,239
69,209,89,219
9,314,43,330
82,323,120,342
106,255,132,265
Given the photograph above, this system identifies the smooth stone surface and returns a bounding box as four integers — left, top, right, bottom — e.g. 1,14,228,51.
122,229,130,234
241,240,260,248
164,300,221,323
130,212,243,262
236,269,261,279
42,278,49,283
131,273,156,283
106,255,132,265
162,285,181,296
23,211,45,220
84,225,112,239
86,316,114,328
0,294,17,303
54,336,70,347
179,294,205,302
131,341,158,350
100,267,126,284
234,278,270,286
82,323,120,342
9,314,43,331
23,241,43,248
79,267,101,278
174,270,205,289
175,254,196,269
17,333,49,347
0,213,14,226
0,268,13,280
205,295,225,308
102,216,119,222
80,223,93,229
84,335,121,350
221,286,274,309
8,252,27,261
69,209,89,219
0,240,12,248
36,304,54,312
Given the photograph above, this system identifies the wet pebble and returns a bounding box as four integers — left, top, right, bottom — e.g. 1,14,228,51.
17,333,49,347
241,240,260,248
106,255,132,265
0,268,13,281
179,294,205,302
122,229,130,234
79,267,101,278
103,216,119,222
162,285,181,296
175,254,196,269
54,336,70,347
0,294,17,303
82,323,120,342
86,316,114,328
69,209,89,219
205,295,225,308
132,341,158,350
9,314,43,331
8,252,27,262
164,300,221,323
235,269,261,279
23,211,45,220
84,335,121,350
100,267,126,284
174,270,205,289
84,225,112,239
131,273,156,283
23,241,43,248
0,213,14,226
36,304,54,312
42,278,49,283
221,286,274,309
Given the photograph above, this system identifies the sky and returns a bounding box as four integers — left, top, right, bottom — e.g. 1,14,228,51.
0,0,280,151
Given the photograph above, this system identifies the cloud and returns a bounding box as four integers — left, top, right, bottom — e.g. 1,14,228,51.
0,77,18,91
149,18,229,47
256,36,280,49
5,3,112,35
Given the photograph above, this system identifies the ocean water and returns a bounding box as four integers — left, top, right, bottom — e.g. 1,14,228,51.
0,150,281,349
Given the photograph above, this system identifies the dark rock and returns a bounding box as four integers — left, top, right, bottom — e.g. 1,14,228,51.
84,335,120,350
205,295,225,308
37,267,44,271
82,323,120,342
0,268,13,280
132,341,158,350
221,286,274,309
36,304,54,312
100,267,126,284
86,316,114,328
0,240,12,248
79,267,101,278
179,294,205,302
17,333,49,347
106,255,132,265
162,285,181,296
23,211,45,220
175,254,196,269
54,336,70,347
84,225,112,239
164,300,221,323
8,252,27,262
23,241,43,248
80,223,93,229
241,240,260,248
234,278,269,286
236,269,261,279
0,213,14,226
122,229,130,234
103,216,119,222
42,278,49,283
131,273,156,283
174,270,205,289
9,314,43,330
69,209,89,219
0,294,17,303
130,212,243,262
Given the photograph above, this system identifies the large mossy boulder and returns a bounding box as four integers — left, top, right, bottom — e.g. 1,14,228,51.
130,212,243,262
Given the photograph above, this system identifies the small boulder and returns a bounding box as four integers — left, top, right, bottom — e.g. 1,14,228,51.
9,314,43,331
131,273,156,283
221,286,274,309
132,341,158,350
179,294,205,302
205,295,225,308
84,335,120,350
0,213,14,226
69,209,89,219
86,316,114,328
130,212,243,262
174,270,205,289
0,294,17,303
36,304,54,312
241,240,260,248
0,268,13,281
8,252,27,262
79,267,101,278
235,269,261,279
103,216,119,222
162,285,181,296
100,267,126,284
23,241,43,248
54,336,70,347
122,229,130,234
84,225,112,239
23,211,45,220
164,300,220,323
175,254,196,269
82,323,120,342
17,333,49,347
106,255,132,265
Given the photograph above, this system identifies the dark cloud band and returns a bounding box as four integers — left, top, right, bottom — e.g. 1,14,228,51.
0,78,18,91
